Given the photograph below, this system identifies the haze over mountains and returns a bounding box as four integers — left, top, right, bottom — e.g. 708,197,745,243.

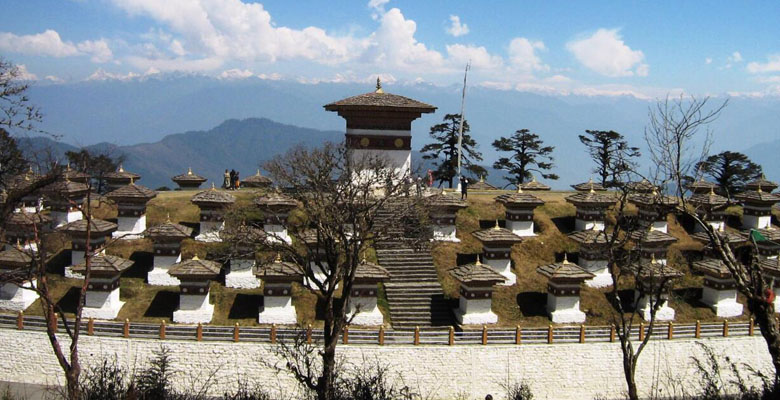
21,74,780,189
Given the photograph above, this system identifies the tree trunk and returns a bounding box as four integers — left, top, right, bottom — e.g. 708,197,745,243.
318,340,337,400
749,299,780,380
623,352,639,400
65,365,81,399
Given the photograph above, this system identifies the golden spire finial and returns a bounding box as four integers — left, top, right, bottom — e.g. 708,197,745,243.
651,254,658,264
275,252,282,263
256,168,261,176
192,255,200,261
187,167,193,175
589,184,595,194
493,219,501,230
480,175,485,183
531,175,537,183
211,182,216,190
651,187,658,196
130,177,135,185
166,213,171,223
709,186,715,196
758,184,763,193
66,162,71,172
375,77,384,93
562,253,569,264
718,223,724,232
475,255,482,266
118,164,124,173
15,238,22,250
517,185,523,193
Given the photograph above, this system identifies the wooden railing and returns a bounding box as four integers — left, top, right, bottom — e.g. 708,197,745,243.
0,313,756,346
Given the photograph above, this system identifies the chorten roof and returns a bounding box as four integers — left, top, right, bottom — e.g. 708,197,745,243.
255,254,302,279
495,187,545,207
688,178,719,194
536,256,595,282
428,193,468,209
629,228,678,245
242,169,273,187
355,260,391,281
688,188,728,209
104,165,141,180
5,211,51,228
568,229,610,245
628,189,679,208
145,219,193,239
745,175,778,192
449,258,506,286
58,218,118,235
169,256,221,279
469,176,498,191
690,227,747,246
625,257,683,280
758,258,780,279
626,179,657,193
519,176,551,191
735,187,780,204
191,185,236,205
691,258,732,279
106,182,157,201
43,179,89,197
571,179,605,192
565,190,616,207
0,246,32,269
172,168,207,184
472,221,523,244
63,164,90,183
254,190,297,208
71,254,134,275
324,79,436,113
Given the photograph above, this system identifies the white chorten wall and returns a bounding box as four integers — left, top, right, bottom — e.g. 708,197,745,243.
636,292,675,321
347,128,411,179
82,286,124,320
148,254,181,286
0,280,38,312
432,224,458,242
694,220,725,233
51,210,83,229
743,214,772,230
113,215,146,239
195,221,224,242
225,259,260,289
258,284,296,325
651,220,668,233
348,296,383,326
305,261,329,289
506,220,534,237
173,293,214,324
546,294,585,324
580,259,612,288
263,224,291,244
702,285,743,318
456,296,497,325
65,248,107,280
484,256,514,286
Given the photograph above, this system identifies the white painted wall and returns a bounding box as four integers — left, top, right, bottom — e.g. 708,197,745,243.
258,295,296,325
546,295,586,324
456,297,498,325
0,280,38,312
226,260,260,289
195,221,224,242
702,287,744,318
173,293,214,324
580,259,612,288
149,254,182,286
82,288,124,320
743,214,773,230
484,258,514,286
0,330,772,400
114,215,146,239
575,219,605,232
506,220,534,237
432,225,458,242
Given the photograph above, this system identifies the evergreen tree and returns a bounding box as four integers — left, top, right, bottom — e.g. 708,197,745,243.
65,149,124,194
695,151,763,196
492,129,558,187
578,130,640,187
420,113,483,188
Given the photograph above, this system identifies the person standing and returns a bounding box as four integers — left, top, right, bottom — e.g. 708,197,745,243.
234,170,240,190
223,169,231,189
229,169,236,190
460,175,469,200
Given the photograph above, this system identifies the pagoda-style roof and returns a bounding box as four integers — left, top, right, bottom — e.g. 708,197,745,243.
565,190,616,207
324,80,436,113
630,229,678,245
255,254,302,279
688,178,719,194
743,228,780,242
496,187,545,207
688,189,728,209
106,183,157,201
0,246,33,269
690,228,747,246
169,257,221,279
254,191,297,208
7,167,40,191
242,169,273,188
626,179,657,194
745,175,779,192
355,260,391,281
449,260,506,286
145,220,193,239
472,222,523,244
58,219,118,235
758,258,780,279
625,258,683,281
519,177,551,191
63,165,90,183
299,229,340,246
428,193,468,209
4,211,52,229
691,258,732,280
568,229,610,245
104,165,141,181
571,179,605,192
42,179,89,197
469,177,497,191
628,190,679,208
735,188,780,204
191,186,236,205
71,254,134,276
536,257,595,282
171,168,207,185
224,223,266,246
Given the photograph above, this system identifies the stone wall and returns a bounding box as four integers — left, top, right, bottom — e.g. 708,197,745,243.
0,329,772,399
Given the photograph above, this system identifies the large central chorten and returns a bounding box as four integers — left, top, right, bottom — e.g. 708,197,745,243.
324,78,436,179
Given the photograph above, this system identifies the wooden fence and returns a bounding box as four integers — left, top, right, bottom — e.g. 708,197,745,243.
0,313,758,346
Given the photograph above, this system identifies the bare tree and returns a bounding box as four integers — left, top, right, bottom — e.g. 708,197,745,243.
0,57,42,132
256,142,430,400
645,95,780,383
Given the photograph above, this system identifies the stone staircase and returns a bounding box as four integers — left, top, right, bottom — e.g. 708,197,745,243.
374,199,455,330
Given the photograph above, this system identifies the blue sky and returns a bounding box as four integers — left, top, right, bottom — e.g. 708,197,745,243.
2,0,780,98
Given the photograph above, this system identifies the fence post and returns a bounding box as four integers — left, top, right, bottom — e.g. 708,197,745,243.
515,325,522,345
123,319,130,338
547,325,553,344
610,324,616,343
343,325,349,345
233,323,240,342
159,320,166,340
667,322,673,340
723,320,729,337
196,323,203,341
87,317,94,336
379,326,385,346
639,322,645,342
16,311,23,330
579,325,585,344
307,324,313,344
695,320,701,339
270,324,277,344
53,313,58,333
749,318,755,336
414,326,420,345
481,325,488,345
448,326,454,346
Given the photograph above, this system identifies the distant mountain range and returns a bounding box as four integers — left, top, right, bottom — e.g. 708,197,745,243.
19,75,780,189
21,118,343,190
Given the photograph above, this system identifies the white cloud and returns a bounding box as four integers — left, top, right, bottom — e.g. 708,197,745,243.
566,28,647,77
0,30,112,62
705,57,712,65
507,38,547,72
445,15,469,37
362,8,444,71
729,51,743,63
747,54,780,74
87,68,139,81
218,68,254,79
44,75,64,83
445,44,502,70
14,64,38,81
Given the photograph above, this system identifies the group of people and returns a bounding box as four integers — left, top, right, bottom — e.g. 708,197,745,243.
223,169,241,190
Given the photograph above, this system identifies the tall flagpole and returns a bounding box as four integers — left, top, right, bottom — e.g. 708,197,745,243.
456,61,470,192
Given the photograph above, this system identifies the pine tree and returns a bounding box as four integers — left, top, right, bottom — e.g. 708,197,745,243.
578,130,640,187
420,114,484,188
695,151,763,196
492,129,558,187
